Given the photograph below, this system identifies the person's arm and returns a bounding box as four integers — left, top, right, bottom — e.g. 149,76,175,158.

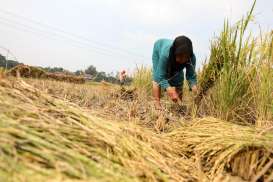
171,69,184,97
186,54,197,90
155,56,181,102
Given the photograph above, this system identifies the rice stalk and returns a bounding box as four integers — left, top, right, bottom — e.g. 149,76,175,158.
167,117,273,181
132,66,152,96
0,77,198,181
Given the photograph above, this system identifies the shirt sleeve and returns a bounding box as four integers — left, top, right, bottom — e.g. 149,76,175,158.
154,55,170,90
186,54,197,89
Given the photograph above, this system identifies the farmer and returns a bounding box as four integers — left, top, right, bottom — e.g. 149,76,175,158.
119,69,127,86
152,36,197,108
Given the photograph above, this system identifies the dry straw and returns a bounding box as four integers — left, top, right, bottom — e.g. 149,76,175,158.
0,1,272,181
1,72,272,181
8,64,85,84
167,117,273,181
0,77,198,182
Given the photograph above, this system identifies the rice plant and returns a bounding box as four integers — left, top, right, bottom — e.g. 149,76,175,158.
196,0,273,124
253,32,273,124
132,65,152,95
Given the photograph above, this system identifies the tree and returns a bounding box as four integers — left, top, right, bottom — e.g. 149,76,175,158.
82,65,131,84
0,54,20,69
75,70,84,76
85,65,97,76
93,72,105,82
0,54,5,61
44,67,65,73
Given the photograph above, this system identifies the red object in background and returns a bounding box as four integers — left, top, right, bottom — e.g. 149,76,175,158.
119,70,127,83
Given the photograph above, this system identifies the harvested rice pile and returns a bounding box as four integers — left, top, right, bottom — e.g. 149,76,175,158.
7,64,85,84
46,72,85,84
167,118,273,181
0,77,197,182
1,75,273,181
7,64,46,78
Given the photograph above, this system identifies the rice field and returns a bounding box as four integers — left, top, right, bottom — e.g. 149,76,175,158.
0,2,273,181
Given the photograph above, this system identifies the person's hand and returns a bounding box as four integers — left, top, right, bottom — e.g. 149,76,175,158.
175,87,183,100
191,85,198,94
154,101,163,110
167,87,179,102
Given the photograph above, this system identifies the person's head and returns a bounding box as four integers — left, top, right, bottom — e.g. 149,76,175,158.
173,36,193,64
167,35,193,78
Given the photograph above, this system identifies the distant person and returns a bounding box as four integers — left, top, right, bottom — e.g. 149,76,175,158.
119,70,127,85
152,36,197,109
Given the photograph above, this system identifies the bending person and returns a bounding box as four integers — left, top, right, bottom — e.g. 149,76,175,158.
152,36,197,108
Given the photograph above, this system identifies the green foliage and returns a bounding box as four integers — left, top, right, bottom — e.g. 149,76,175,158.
254,32,273,122
84,65,124,84
85,65,97,75
196,0,256,105
43,66,66,73
74,70,84,76
198,0,273,125
0,54,20,69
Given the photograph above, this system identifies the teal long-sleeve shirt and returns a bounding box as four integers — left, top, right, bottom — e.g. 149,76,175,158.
152,39,197,90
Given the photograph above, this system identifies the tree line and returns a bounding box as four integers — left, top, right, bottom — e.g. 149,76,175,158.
0,54,131,84
0,54,20,69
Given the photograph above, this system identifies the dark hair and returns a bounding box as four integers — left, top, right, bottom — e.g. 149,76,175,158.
167,36,193,78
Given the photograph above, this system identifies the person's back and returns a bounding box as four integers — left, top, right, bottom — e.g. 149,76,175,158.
153,39,173,60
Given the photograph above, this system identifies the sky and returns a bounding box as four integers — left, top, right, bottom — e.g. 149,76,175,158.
0,0,272,73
